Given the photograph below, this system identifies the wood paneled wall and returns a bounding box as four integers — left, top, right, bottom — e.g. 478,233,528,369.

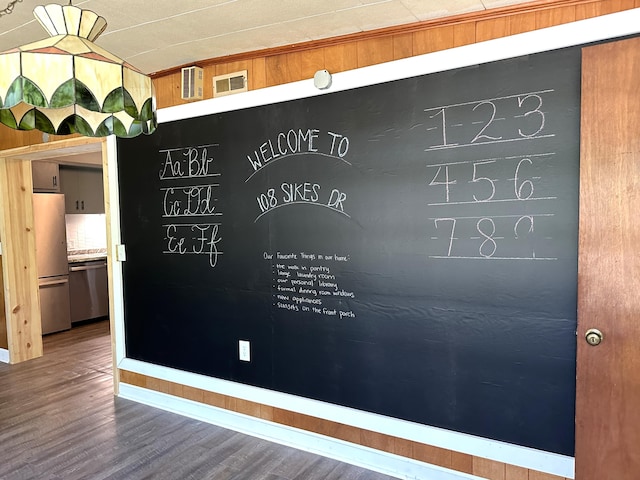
0,125,76,156
151,0,639,109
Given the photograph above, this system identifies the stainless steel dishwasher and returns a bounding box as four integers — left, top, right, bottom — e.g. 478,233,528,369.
68,260,108,323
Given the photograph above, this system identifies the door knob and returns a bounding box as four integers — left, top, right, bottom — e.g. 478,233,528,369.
585,328,603,346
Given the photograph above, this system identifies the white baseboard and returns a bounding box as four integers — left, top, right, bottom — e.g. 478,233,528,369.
0,348,9,363
118,383,483,480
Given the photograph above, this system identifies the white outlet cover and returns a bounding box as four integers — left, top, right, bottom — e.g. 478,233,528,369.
239,340,251,361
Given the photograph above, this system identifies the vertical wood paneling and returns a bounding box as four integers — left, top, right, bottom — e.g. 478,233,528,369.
453,22,476,47
215,60,251,77
392,32,413,60
361,430,395,452
529,470,567,480
153,74,183,109
356,37,395,68
574,0,635,19
509,12,537,34
603,0,637,13
413,25,455,55
473,457,506,480
251,57,267,90
235,398,262,417
535,5,576,28
323,43,358,74
203,389,226,408
475,16,510,42
0,157,43,363
265,53,291,87
413,443,452,469
259,404,274,421
451,452,474,474
392,437,413,458
182,385,204,403
0,256,7,349
326,423,361,444
505,464,529,480
284,49,326,83
0,125,42,152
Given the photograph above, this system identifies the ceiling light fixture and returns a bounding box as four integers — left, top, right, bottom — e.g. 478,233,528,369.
0,2,156,138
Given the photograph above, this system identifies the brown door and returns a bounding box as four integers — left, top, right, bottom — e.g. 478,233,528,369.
576,37,640,479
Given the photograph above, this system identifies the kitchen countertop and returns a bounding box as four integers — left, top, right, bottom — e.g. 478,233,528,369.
67,249,107,264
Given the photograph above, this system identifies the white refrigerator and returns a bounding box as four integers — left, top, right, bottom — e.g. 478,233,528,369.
33,193,71,334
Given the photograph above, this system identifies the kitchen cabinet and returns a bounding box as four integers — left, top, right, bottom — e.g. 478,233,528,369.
32,161,60,192
60,166,105,214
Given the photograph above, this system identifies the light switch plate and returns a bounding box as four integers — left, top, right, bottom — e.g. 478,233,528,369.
116,244,126,262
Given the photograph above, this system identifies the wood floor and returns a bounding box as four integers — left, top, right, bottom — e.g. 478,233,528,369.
0,320,397,480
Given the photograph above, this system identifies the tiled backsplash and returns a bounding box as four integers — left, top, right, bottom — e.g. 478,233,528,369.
65,214,107,252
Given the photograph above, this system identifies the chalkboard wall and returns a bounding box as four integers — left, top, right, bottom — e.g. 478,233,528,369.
117,46,580,456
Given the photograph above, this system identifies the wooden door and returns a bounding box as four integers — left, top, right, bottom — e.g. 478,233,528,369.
576,37,640,479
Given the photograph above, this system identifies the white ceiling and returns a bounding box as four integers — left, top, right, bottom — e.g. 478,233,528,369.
0,0,531,74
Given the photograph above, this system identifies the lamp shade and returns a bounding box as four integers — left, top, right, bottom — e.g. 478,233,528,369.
0,4,156,138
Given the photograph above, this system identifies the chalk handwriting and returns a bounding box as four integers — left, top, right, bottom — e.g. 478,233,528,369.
255,182,349,222
267,251,356,318
163,223,223,268
424,90,553,151
245,129,351,182
159,144,219,179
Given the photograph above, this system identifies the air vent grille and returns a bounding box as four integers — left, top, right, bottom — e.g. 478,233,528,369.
213,70,248,97
181,66,204,101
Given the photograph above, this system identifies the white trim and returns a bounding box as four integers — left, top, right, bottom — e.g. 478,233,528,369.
118,382,483,480
0,348,9,363
119,357,574,478
159,9,640,124
109,10,640,480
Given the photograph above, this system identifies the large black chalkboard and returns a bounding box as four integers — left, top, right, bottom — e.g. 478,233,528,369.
117,46,580,455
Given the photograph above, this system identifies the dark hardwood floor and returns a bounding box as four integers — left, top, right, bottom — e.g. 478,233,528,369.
0,320,397,480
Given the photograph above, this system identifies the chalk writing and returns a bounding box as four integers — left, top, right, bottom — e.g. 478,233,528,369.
429,214,556,260
159,144,219,179
254,182,350,222
162,184,220,217
159,144,224,268
424,101,561,262
424,90,553,150
266,251,356,319
163,223,223,267
426,153,555,206
245,129,351,182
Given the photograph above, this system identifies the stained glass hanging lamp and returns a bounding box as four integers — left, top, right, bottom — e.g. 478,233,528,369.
0,2,157,138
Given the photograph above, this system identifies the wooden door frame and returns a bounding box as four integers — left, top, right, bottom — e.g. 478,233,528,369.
0,137,108,365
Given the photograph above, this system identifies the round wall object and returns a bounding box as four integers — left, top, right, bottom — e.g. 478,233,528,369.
313,69,332,89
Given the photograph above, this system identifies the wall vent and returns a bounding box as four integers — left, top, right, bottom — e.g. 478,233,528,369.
213,70,248,97
181,66,204,101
